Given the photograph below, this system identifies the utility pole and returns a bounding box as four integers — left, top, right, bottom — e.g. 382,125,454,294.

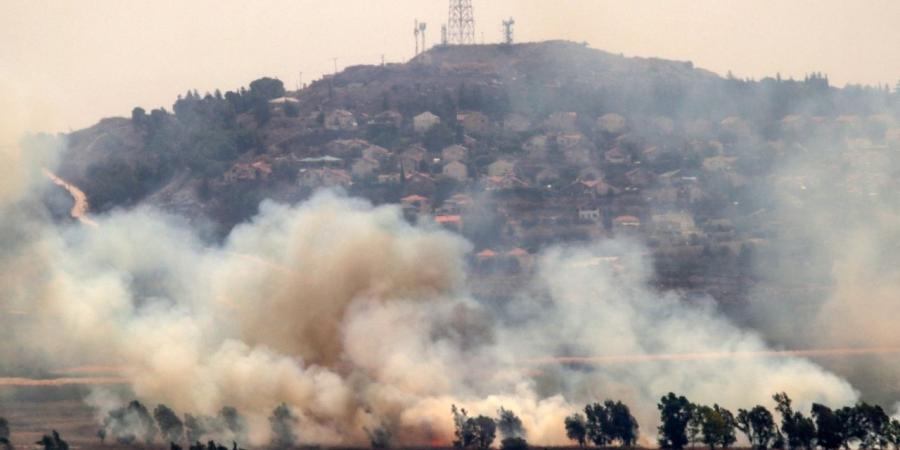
441,24,448,46
332,57,338,75
419,22,428,53
414,19,420,55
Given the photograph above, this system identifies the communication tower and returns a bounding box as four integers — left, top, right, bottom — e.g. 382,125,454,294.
502,17,515,45
447,0,475,45
419,22,428,53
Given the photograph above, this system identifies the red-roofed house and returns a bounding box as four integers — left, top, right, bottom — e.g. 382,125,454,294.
435,214,462,232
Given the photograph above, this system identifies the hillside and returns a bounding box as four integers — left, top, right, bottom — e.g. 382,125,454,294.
54,40,900,304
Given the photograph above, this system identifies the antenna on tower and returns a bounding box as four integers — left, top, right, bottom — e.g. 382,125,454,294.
419,22,428,53
414,19,420,55
502,17,515,45
447,0,475,45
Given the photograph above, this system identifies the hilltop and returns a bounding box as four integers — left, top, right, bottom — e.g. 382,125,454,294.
53,40,900,302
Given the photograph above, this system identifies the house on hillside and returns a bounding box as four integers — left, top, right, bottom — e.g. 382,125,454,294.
362,145,391,162
651,212,698,243
625,167,655,188
298,168,352,189
545,112,578,132
564,146,593,166
298,156,343,168
534,167,561,188
401,194,431,217
401,194,430,208
371,110,403,128
325,139,370,158
400,145,428,172
439,193,474,215
404,171,436,196
457,111,490,135
482,174,529,191
268,96,300,115
413,111,441,133
351,157,380,179
324,109,358,131
596,113,627,136
442,161,468,181
604,147,631,165
225,161,271,182
523,135,550,161
503,114,531,133
613,215,641,234
441,144,468,163
434,214,462,232
563,179,616,198
487,159,516,177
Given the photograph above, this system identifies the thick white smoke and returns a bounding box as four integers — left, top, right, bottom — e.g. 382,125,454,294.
744,115,900,405
0,98,860,446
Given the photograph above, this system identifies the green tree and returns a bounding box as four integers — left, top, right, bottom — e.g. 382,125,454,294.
737,406,777,450
452,405,476,448
810,404,845,450
606,400,639,446
658,393,693,450
565,413,587,447
886,419,900,449
366,426,392,449
851,403,890,449
472,416,497,449
498,408,527,450
154,404,184,444
35,431,68,450
103,400,158,445
218,406,246,442
773,393,815,450
132,106,147,126
268,403,298,449
695,404,737,449
248,77,285,101
585,403,609,446
0,417,9,450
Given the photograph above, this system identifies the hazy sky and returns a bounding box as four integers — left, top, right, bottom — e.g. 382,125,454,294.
2,0,899,132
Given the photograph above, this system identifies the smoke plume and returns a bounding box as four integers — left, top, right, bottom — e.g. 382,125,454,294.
743,114,900,404
0,98,868,446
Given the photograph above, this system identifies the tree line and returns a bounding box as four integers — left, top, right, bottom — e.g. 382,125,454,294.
563,392,900,450
0,400,299,450
2,393,899,450
452,392,900,450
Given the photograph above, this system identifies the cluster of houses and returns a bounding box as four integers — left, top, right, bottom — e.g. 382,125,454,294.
221,95,900,276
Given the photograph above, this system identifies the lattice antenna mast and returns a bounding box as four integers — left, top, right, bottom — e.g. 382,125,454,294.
502,17,515,45
447,0,475,44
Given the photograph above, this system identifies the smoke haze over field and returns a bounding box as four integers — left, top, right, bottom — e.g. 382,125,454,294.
0,107,865,445
743,118,900,403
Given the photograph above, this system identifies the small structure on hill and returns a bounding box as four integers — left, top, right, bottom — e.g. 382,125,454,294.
414,111,441,133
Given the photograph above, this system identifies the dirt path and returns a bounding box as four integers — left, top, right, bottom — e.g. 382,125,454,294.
42,168,98,227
